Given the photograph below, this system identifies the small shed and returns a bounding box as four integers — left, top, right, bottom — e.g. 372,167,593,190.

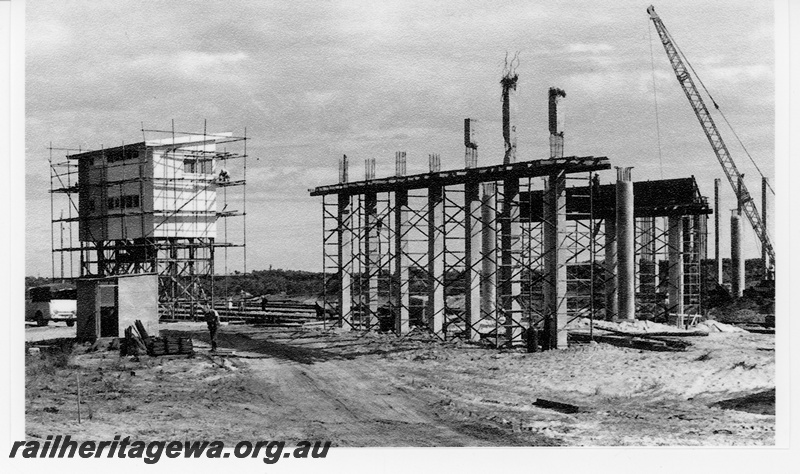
76,273,159,342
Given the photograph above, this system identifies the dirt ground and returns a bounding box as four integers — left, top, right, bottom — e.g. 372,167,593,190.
25,322,775,446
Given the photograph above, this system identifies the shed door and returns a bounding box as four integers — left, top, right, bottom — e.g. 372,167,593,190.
97,284,118,338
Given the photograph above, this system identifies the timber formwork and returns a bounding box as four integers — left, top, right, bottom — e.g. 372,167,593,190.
49,128,248,319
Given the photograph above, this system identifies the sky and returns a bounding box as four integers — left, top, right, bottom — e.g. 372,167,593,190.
24,0,775,276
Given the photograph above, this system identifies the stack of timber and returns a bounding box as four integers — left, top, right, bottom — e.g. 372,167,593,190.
120,320,193,356
216,298,320,325
121,326,147,356
146,336,194,356
569,332,691,352
160,298,322,326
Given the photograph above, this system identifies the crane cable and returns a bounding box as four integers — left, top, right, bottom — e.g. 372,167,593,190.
648,20,665,179
665,26,775,196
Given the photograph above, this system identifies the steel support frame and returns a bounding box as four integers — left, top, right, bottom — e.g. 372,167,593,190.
635,215,706,320
316,159,614,345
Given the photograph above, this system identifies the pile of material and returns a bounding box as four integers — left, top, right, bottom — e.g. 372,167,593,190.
695,320,747,333
147,336,194,356
590,319,709,336
567,318,705,352
121,320,193,356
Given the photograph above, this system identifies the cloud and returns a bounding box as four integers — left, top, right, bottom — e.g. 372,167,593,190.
24,0,775,274
127,51,250,79
26,18,71,55
703,64,773,85
566,43,614,54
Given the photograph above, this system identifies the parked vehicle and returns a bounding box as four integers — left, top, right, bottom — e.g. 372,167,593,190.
25,285,77,327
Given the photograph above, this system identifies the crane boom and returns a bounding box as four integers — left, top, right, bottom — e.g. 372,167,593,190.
646,5,774,265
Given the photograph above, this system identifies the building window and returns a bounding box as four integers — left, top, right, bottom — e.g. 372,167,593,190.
87,199,95,212
183,158,213,174
105,148,139,164
184,159,196,174
108,194,140,211
200,159,213,174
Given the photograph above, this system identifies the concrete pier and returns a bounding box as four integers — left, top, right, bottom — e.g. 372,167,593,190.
543,173,568,347
714,178,722,285
464,182,482,341
364,192,378,329
616,167,635,321
604,218,618,320
394,190,409,334
731,210,744,297
501,73,518,164
500,178,523,345
668,216,684,315
480,183,498,333
337,193,353,328
762,177,769,273
427,185,444,335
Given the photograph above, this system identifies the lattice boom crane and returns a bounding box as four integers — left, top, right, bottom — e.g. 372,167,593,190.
646,5,774,265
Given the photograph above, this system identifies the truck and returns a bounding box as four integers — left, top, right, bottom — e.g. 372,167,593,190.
25,284,77,327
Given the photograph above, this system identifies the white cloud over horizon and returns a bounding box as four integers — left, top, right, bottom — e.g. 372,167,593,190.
25,0,775,276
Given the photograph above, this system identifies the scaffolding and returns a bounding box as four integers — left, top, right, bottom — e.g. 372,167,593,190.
312,71,710,348
313,155,612,348
314,161,712,347
49,125,248,319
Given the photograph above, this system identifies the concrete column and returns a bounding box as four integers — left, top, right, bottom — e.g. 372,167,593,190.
543,173,568,348
731,210,744,297
714,178,722,285
339,154,349,184
427,185,444,335
464,182,482,341
337,193,353,328
668,216,684,315
501,73,518,164
762,177,769,273
364,192,378,330
695,213,708,313
480,183,497,333
615,167,635,321
639,217,657,306
737,175,744,213
548,87,566,159
500,178,523,345
395,151,407,177
428,154,441,173
364,158,375,181
604,218,618,320
464,119,478,169
394,190,409,334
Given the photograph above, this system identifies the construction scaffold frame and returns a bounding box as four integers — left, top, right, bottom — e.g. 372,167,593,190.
314,154,612,348
49,124,249,319
313,156,711,349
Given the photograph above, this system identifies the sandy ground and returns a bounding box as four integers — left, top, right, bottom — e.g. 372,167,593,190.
25,322,775,446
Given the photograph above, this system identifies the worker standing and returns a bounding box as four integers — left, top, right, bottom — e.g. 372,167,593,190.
204,305,221,352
